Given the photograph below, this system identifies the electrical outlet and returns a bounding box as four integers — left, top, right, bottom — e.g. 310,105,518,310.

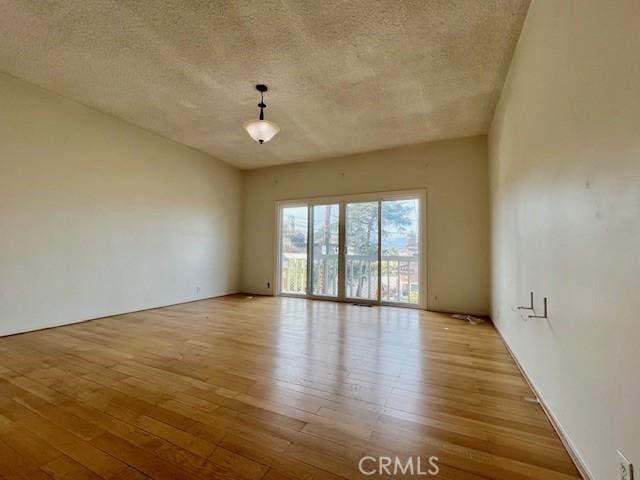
619,450,634,480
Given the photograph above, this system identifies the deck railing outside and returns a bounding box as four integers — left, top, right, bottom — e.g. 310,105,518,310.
281,253,419,303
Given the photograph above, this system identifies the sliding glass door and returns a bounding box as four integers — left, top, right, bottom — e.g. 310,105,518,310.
381,198,420,304
280,205,308,295
311,204,339,297
345,201,379,301
277,191,424,307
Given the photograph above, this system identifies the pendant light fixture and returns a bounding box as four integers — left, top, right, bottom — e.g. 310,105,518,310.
243,84,280,144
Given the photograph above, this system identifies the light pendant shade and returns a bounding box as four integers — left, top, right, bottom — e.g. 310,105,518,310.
245,84,279,144
243,119,280,144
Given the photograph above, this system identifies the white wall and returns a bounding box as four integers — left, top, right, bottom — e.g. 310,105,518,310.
0,72,242,336
242,136,490,315
489,1,640,478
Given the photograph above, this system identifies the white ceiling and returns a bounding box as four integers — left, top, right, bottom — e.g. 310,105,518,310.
0,0,530,169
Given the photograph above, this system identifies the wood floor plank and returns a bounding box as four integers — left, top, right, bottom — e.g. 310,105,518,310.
40,456,103,480
0,295,581,479
0,439,52,480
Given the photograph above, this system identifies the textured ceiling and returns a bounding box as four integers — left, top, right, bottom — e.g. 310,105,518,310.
0,0,530,169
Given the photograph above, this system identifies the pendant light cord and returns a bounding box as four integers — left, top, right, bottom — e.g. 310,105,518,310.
259,91,265,121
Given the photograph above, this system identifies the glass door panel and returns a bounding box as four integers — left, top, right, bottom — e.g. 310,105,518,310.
311,204,339,296
345,201,379,300
381,198,420,304
280,206,308,295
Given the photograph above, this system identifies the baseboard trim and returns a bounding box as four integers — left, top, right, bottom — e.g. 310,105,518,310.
427,307,491,317
493,323,594,480
493,323,595,480
248,292,490,316
0,291,240,339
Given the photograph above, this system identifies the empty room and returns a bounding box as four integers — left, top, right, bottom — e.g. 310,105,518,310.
0,1,638,479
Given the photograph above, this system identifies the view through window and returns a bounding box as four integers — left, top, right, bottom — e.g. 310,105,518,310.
280,206,308,295
345,201,379,300
381,198,420,303
312,204,339,296
278,193,422,305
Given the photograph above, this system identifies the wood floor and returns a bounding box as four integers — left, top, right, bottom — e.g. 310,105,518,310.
0,295,580,480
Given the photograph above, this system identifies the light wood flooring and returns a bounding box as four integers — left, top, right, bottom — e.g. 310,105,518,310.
0,295,581,479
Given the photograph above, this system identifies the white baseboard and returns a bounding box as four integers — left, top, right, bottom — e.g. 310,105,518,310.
0,291,240,338
493,324,594,480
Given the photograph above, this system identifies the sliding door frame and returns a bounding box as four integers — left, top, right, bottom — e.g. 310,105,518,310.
308,203,340,299
274,201,308,299
275,189,427,309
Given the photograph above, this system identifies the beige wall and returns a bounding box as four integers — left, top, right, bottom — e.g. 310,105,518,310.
0,72,242,337
489,1,640,478
242,136,490,315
